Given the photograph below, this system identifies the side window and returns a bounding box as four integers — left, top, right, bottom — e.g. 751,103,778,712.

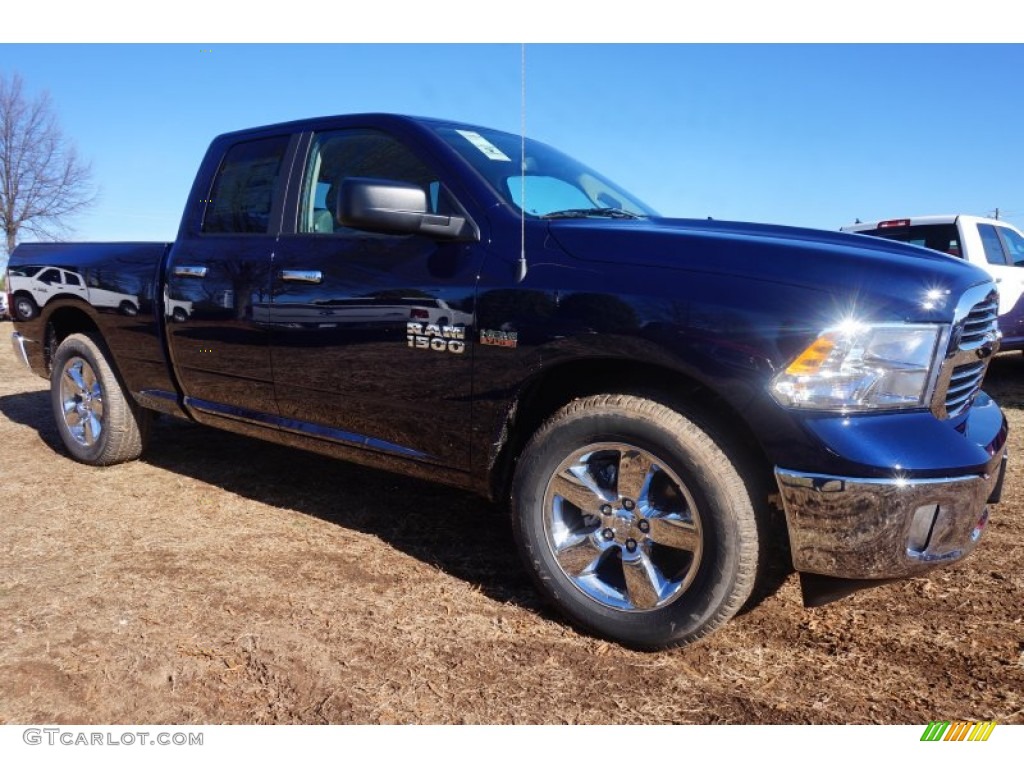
300,129,444,235
38,268,61,285
64,272,82,287
978,224,1009,265
202,136,289,234
995,227,1024,268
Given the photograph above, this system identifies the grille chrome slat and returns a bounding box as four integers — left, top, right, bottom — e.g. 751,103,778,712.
958,297,999,351
931,286,1000,420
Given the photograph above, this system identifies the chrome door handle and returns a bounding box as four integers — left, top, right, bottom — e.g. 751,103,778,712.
173,265,208,278
280,270,323,284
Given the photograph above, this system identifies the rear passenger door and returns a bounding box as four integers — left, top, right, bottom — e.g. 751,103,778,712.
59,270,89,302
165,132,296,419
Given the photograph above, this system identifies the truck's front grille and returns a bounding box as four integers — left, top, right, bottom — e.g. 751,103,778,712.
945,360,988,416
958,295,1000,350
932,287,1000,420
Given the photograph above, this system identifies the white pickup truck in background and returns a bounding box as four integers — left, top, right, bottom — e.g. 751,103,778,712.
7,265,142,321
842,215,1024,351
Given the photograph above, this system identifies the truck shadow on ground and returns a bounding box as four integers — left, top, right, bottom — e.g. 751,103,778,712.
0,386,790,632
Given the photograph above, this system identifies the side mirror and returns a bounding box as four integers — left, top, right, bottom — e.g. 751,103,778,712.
337,177,475,241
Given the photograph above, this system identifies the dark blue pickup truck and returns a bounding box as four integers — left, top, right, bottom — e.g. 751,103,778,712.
6,114,1008,649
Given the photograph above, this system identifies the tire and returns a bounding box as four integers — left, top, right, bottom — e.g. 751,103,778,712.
511,394,760,649
119,301,139,317
13,294,38,321
50,332,151,466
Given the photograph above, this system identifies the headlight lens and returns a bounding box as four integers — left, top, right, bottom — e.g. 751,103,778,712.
771,322,944,411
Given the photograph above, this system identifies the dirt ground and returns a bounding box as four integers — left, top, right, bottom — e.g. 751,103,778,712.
0,330,1021,725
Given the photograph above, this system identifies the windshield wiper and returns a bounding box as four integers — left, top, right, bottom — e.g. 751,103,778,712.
541,207,644,220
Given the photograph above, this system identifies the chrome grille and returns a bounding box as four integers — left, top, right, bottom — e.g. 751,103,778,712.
945,360,987,415
958,295,1000,350
932,286,1000,420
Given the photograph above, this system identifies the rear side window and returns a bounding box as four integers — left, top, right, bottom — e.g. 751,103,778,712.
978,224,1009,265
202,136,289,234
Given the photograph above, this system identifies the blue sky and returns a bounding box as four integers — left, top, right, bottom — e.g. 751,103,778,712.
2,42,1023,270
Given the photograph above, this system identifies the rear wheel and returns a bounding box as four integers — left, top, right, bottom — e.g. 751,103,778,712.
512,394,760,649
50,333,150,466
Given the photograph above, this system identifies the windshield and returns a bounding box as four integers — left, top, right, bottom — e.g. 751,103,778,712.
434,124,658,218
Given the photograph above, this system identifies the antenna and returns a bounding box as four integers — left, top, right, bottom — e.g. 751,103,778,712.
516,42,529,283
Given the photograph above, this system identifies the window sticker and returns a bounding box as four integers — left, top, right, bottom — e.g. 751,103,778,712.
456,130,512,162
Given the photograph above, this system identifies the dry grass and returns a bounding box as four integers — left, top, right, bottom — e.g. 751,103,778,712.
0,330,1021,724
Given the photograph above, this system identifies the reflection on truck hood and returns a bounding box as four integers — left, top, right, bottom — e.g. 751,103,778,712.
547,216,991,314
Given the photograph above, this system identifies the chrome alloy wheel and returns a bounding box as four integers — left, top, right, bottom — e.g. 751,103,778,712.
59,356,105,448
542,443,703,612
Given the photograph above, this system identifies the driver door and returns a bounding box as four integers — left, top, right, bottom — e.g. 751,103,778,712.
268,127,483,468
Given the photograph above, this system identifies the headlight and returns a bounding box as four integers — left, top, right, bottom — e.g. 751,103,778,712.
771,322,944,411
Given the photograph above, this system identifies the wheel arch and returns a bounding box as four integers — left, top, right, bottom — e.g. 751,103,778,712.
42,303,103,375
488,357,775,507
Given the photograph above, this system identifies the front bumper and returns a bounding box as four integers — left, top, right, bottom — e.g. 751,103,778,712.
775,448,1005,579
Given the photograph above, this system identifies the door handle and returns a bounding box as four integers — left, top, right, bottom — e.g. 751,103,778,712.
173,265,208,278
280,270,323,284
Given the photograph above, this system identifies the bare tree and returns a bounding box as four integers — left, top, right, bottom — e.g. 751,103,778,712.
0,71,96,257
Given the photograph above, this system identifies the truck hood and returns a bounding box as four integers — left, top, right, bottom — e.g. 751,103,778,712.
546,216,991,318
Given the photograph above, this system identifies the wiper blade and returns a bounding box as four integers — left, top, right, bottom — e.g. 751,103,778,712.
541,207,643,220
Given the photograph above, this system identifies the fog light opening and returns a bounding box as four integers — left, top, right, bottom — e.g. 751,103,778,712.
907,504,940,553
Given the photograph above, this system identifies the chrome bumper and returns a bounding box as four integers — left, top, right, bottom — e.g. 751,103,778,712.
11,331,33,369
775,457,1005,579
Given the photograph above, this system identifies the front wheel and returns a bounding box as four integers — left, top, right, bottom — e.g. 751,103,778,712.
13,294,38,321
512,394,761,649
50,333,151,466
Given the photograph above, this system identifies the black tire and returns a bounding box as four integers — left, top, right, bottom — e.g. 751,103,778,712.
13,293,38,321
50,332,151,466
511,394,760,650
